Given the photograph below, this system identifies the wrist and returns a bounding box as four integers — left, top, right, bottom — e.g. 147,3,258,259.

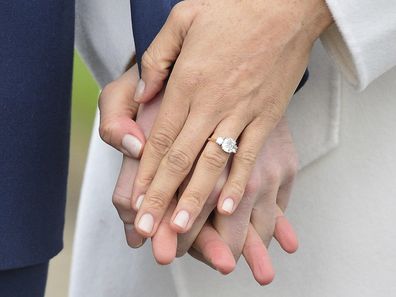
269,0,334,49
302,0,334,42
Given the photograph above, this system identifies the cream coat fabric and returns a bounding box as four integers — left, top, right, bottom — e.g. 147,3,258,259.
69,0,396,296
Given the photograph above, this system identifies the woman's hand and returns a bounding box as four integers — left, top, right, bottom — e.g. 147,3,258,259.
103,68,298,284
131,0,332,236
98,66,146,159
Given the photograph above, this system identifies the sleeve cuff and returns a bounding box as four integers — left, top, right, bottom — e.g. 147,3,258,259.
320,0,396,91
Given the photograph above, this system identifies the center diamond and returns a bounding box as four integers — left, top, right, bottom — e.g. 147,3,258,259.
221,138,236,153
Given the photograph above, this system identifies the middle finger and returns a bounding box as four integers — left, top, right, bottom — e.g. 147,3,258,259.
134,112,216,236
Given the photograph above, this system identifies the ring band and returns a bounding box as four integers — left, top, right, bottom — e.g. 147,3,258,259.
208,137,238,154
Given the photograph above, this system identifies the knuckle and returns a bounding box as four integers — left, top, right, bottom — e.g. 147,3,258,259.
99,81,139,117
229,179,246,198
148,128,175,155
146,191,168,210
134,174,153,189
112,191,131,209
99,120,118,145
179,68,204,90
263,165,281,186
172,60,207,93
234,149,257,168
183,190,204,210
99,82,117,106
245,179,261,197
141,49,156,70
142,47,169,77
259,96,284,124
202,149,228,171
165,148,193,175
169,2,189,22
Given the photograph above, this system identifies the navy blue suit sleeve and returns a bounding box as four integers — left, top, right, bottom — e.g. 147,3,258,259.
0,0,75,269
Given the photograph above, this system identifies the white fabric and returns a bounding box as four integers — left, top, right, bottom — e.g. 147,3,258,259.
70,0,396,296
74,0,341,171
321,0,396,90
75,0,134,86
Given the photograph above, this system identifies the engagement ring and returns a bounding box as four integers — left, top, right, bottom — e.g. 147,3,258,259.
208,137,238,154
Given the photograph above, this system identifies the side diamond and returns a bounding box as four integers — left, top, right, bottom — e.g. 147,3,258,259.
216,137,224,145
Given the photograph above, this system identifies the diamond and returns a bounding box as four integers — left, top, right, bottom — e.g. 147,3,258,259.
221,138,236,153
216,137,224,145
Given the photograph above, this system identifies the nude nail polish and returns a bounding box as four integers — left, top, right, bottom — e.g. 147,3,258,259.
135,194,144,210
124,224,143,247
122,134,142,158
222,198,234,213
134,79,145,102
137,213,154,234
173,210,190,229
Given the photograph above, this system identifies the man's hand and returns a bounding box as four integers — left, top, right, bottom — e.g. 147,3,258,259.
131,0,333,237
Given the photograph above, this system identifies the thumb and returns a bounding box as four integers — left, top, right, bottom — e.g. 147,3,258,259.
134,1,197,103
99,65,146,158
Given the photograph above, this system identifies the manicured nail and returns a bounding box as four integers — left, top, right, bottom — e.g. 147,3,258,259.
137,213,154,234
173,210,190,229
124,224,144,247
122,134,142,158
221,198,234,213
134,79,145,102
135,194,144,210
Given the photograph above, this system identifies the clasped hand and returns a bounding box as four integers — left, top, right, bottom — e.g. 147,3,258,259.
100,66,298,284
98,0,332,284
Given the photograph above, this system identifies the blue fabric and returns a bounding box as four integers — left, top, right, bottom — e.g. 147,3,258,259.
131,0,308,92
0,261,49,297
0,0,74,269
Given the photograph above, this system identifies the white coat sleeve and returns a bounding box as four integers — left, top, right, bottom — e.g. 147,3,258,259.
320,0,396,90
75,0,135,88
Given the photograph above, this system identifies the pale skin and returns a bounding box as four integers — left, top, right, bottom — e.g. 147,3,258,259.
127,0,333,237
98,0,333,284
99,66,298,284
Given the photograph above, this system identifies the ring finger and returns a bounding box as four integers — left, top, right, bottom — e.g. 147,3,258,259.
217,118,273,215
169,116,249,232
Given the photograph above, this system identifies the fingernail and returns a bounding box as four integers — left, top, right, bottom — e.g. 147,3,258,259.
221,198,234,214
134,79,145,102
173,210,190,229
122,134,142,158
135,194,144,210
137,213,154,234
124,224,144,248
